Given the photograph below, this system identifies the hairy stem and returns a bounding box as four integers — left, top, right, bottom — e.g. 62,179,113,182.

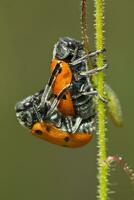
94,0,108,199
81,0,108,198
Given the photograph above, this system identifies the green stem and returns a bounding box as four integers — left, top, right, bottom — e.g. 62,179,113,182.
94,0,108,199
81,0,108,198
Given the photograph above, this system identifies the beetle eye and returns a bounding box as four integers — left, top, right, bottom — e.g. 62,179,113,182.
25,102,30,107
35,130,43,135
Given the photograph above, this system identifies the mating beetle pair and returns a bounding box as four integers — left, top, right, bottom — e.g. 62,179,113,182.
15,37,121,148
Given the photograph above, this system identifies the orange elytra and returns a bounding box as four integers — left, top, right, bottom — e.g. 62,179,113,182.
31,122,93,148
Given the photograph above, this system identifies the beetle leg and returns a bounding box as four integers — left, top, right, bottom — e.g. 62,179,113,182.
63,116,82,133
80,63,108,76
47,84,72,116
40,62,62,108
64,117,73,133
82,90,108,103
71,117,82,133
70,48,105,66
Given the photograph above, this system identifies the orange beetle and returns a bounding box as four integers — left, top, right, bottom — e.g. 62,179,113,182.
15,90,95,148
51,59,75,116
32,122,93,148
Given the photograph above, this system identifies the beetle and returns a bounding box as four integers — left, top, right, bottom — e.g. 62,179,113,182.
40,37,107,132
15,89,95,148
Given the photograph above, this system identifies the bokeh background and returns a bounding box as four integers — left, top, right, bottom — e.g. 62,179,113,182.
1,0,134,199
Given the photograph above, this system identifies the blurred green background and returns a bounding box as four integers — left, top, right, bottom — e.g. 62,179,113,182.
0,0,134,199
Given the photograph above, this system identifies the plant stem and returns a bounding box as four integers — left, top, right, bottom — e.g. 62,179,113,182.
94,0,108,199
81,0,93,70
81,0,108,198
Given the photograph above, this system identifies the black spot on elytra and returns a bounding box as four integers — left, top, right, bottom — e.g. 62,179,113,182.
46,126,51,132
62,95,66,100
64,136,70,142
58,68,62,73
35,130,43,135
